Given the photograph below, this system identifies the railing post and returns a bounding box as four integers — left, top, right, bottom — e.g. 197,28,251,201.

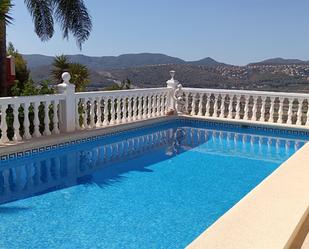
166,70,178,112
57,72,76,133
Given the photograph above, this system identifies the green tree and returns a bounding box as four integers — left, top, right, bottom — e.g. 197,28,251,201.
51,55,89,91
0,0,13,97
0,0,92,96
7,42,30,94
51,55,70,83
69,62,89,91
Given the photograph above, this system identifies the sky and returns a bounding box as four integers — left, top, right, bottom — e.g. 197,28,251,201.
6,0,309,65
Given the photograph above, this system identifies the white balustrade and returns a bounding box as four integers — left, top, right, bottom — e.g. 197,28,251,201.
2,71,309,147
74,88,170,130
0,94,64,145
182,87,309,128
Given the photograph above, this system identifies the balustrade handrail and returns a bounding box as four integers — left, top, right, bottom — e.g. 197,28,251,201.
75,87,170,97
0,93,65,104
182,87,309,99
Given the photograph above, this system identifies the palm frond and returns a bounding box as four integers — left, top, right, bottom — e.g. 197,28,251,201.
24,0,54,41
0,0,14,25
53,0,92,49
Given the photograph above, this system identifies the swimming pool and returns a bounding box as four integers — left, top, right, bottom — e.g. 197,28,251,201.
0,119,307,249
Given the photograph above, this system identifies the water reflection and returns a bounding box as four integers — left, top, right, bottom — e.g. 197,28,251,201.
0,126,306,204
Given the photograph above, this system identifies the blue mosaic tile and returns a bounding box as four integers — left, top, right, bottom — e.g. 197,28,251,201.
9,153,16,159
17,152,24,158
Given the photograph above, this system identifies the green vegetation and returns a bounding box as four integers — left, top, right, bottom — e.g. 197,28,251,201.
0,0,92,96
7,42,54,96
51,55,90,91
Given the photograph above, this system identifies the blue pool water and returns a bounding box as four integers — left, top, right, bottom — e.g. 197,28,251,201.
0,119,308,249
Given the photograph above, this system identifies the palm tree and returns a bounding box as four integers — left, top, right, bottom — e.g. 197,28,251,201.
69,62,89,91
51,55,70,83
51,55,89,91
0,0,92,96
0,0,13,96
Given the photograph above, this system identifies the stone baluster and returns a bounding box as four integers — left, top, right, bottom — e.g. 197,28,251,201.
110,98,116,125
43,101,51,136
260,96,266,122
235,95,241,120
251,96,258,121
243,96,250,120
153,94,158,117
81,99,87,128
268,97,275,122
296,99,303,125
122,97,128,123
197,93,204,116
127,96,133,121
162,94,167,115
133,95,138,121
156,93,161,117
205,94,210,117
147,95,152,118
227,95,234,119
136,95,142,120
116,97,122,124
103,97,109,126
213,94,219,117
219,95,225,118
89,98,95,128
287,98,294,124
33,102,41,137
96,97,103,127
142,95,147,119
0,104,9,143
185,93,190,113
11,103,22,141
75,99,81,130
159,94,164,116
22,102,31,139
190,93,197,115
277,97,284,123
305,102,309,125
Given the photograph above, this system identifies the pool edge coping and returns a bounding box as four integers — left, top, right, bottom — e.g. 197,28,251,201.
186,139,309,249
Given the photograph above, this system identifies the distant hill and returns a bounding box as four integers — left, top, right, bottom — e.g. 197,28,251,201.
22,53,226,70
21,53,309,93
249,57,309,66
188,57,228,66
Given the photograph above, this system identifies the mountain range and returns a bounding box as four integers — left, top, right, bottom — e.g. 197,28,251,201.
248,57,309,66
23,53,309,70
21,53,309,92
22,53,228,70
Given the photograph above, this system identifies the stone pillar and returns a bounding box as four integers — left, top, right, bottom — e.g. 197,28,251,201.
166,70,179,111
57,72,76,132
